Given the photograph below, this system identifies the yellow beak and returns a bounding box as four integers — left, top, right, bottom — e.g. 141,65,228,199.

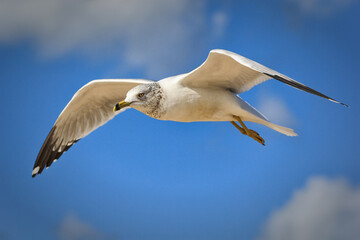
113,100,131,112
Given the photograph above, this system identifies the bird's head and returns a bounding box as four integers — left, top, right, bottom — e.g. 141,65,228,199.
113,83,163,114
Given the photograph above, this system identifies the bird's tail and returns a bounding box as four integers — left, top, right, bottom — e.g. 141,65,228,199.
261,121,297,136
236,97,297,136
243,117,297,136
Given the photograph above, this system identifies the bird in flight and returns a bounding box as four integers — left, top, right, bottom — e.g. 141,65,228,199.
32,49,347,177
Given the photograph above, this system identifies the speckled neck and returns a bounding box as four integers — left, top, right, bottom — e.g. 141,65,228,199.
144,83,166,119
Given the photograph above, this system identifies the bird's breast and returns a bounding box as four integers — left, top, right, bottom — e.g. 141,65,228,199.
159,87,232,122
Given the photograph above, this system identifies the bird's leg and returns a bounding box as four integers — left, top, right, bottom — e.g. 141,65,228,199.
230,121,246,135
231,120,262,143
231,116,265,146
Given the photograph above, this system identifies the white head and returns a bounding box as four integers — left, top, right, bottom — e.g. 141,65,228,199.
114,83,164,116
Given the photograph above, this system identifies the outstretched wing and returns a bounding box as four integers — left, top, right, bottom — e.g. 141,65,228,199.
32,79,154,177
180,49,347,106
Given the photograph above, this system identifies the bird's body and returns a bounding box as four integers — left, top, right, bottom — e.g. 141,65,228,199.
158,81,252,122
144,80,294,135
158,82,234,122
32,49,347,177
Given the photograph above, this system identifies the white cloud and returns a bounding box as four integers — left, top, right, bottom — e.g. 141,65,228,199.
212,11,228,38
285,0,355,16
258,176,360,240
0,0,207,78
57,214,103,240
257,95,295,126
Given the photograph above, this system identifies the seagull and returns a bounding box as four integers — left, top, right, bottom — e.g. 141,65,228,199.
32,49,347,177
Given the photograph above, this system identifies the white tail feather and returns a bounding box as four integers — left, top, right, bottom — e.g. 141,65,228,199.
263,121,297,136
244,117,297,136
236,97,297,136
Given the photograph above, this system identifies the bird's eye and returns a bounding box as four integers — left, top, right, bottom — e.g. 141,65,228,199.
138,93,145,98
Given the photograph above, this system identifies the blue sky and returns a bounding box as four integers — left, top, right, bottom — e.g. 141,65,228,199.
0,0,359,239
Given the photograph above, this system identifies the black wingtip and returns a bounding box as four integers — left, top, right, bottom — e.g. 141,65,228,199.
328,99,349,107
32,166,40,178
265,73,349,108
340,102,349,108
33,126,80,178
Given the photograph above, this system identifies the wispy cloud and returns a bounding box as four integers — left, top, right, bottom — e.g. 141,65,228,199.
211,11,228,38
284,0,355,17
257,95,295,126
258,176,360,240
0,0,207,78
57,214,103,240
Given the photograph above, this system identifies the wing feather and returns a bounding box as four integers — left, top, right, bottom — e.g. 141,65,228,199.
32,79,153,177
180,49,347,106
